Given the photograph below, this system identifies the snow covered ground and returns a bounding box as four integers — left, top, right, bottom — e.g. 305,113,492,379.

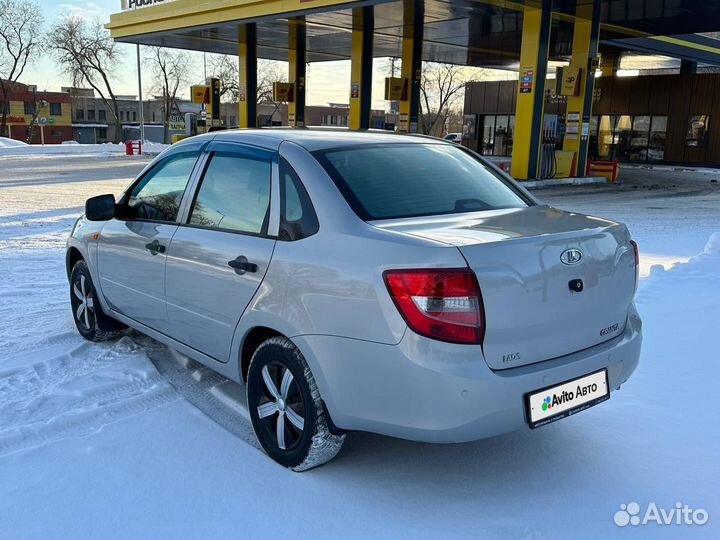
0,137,168,157
0,156,718,539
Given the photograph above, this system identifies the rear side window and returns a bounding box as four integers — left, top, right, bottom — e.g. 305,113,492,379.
189,152,271,235
279,158,319,241
126,152,199,222
314,143,528,220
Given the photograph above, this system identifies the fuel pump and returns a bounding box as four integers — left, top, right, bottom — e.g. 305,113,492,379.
539,115,559,179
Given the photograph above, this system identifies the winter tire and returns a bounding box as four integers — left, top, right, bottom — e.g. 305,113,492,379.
247,336,345,471
70,260,126,342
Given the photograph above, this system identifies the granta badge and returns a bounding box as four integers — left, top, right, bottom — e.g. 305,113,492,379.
560,248,583,265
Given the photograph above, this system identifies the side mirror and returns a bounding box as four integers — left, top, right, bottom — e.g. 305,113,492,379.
85,194,116,221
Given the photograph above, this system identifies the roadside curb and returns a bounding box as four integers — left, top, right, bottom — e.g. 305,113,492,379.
521,176,609,190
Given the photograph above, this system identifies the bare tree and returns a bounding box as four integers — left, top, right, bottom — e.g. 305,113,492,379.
49,17,122,142
208,54,286,104
147,46,192,144
24,88,46,143
418,63,478,136
0,0,44,137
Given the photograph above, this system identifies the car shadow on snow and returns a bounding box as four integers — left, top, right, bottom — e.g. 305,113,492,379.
137,330,612,504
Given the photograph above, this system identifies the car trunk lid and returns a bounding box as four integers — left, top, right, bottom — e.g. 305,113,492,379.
373,206,637,369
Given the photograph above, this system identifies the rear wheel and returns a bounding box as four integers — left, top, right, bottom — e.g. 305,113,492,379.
70,260,125,342
247,336,345,471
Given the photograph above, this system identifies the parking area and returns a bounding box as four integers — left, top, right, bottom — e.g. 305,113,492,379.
1,154,718,540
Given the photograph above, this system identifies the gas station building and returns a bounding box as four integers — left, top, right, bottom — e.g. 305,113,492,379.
107,0,720,179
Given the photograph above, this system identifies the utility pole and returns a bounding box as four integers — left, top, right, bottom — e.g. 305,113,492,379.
136,44,145,143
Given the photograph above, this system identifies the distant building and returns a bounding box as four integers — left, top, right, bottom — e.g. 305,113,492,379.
305,104,390,129
0,81,72,144
63,87,142,143
3,81,396,145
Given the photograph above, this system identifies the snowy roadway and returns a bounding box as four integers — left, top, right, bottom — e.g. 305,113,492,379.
1,155,718,540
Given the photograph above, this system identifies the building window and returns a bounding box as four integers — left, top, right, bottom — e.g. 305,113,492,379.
133,111,137,122
97,127,107,139
98,110,106,121
0,101,7,114
648,116,668,161
76,109,84,121
24,102,35,115
494,116,509,156
628,116,650,161
88,109,95,121
686,115,709,147
591,115,668,162
49,102,62,116
477,115,514,157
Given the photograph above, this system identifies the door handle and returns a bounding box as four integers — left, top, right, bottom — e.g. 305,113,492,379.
145,240,166,255
228,255,258,275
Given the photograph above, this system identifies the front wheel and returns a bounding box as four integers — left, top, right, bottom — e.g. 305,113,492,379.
247,336,345,471
70,260,125,342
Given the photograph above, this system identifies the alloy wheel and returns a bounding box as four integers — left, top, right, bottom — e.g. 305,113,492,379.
72,274,95,331
256,362,306,450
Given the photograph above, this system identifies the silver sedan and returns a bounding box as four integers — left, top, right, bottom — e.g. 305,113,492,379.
66,129,642,470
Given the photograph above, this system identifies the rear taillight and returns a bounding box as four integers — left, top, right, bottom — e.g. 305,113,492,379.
630,240,639,291
383,268,485,345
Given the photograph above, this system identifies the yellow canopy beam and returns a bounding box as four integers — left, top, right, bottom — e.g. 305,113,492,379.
107,0,364,39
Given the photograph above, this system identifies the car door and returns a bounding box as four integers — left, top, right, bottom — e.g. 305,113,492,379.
97,146,203,332
164,141,278,362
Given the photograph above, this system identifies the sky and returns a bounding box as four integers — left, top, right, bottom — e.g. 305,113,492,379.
24,0,514,109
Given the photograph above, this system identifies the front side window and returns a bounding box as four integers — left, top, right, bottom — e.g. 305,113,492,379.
24,102,35,115
314,143,529,221
49,103,62,116
125,152,199,222
189,152,271,235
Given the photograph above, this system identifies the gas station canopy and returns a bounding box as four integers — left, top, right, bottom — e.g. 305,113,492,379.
106,0,720,180
108,0,720,67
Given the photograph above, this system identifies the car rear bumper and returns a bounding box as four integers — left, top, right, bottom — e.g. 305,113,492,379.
295,304,642,443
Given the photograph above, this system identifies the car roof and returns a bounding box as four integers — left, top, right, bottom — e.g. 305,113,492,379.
186,128,450,152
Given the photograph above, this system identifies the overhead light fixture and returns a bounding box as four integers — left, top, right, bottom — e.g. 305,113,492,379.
616,69,640,77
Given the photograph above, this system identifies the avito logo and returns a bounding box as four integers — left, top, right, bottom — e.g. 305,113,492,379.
614,502,709,527
541,383,599,412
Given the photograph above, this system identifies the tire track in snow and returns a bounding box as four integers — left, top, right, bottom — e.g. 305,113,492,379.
0,342,116,404
0,373,167,431
0,337,179,457
0,388,177,457
0,331,261,457
143,343,261,450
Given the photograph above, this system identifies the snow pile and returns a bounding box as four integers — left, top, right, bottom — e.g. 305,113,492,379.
0,140,169,158
703,231,720,255
0,136,28,148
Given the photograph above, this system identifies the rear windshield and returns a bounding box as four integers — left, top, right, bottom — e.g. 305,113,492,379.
313,143,529,220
